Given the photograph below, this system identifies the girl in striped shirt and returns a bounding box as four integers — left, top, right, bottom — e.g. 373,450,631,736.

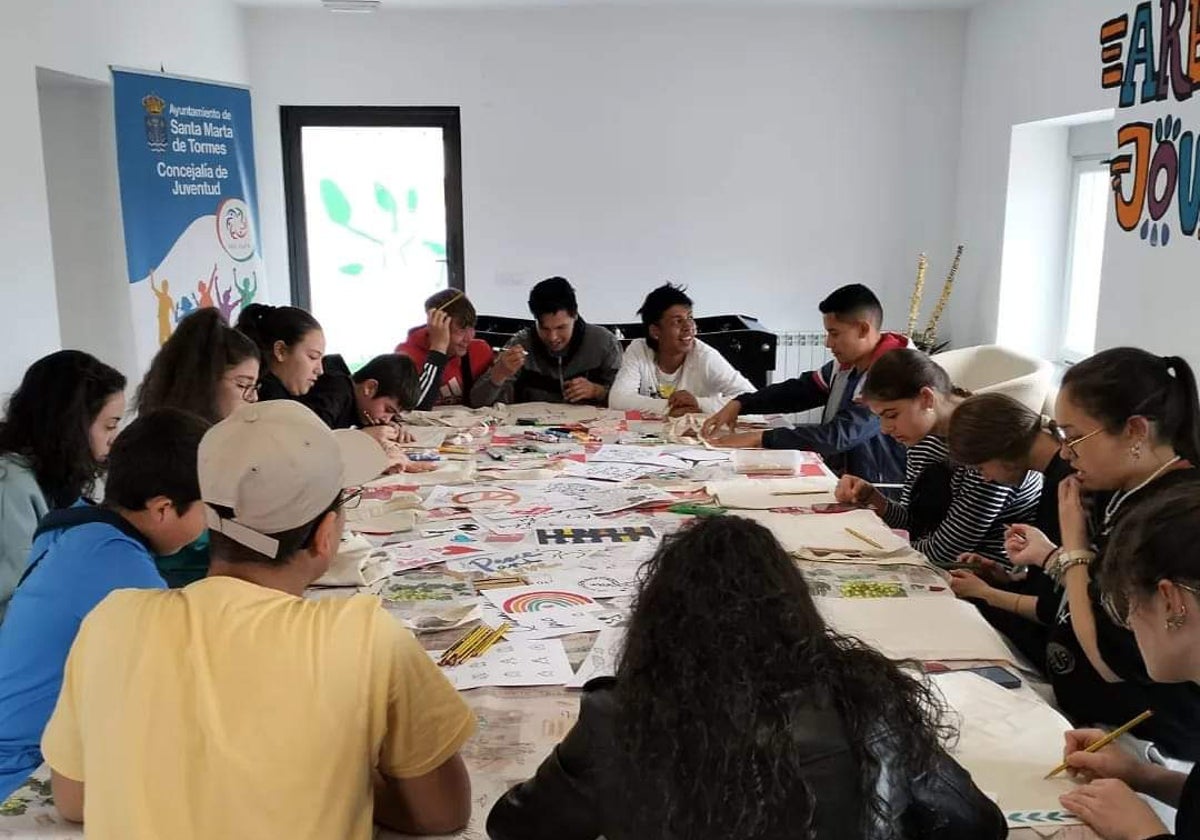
835,349,1041,567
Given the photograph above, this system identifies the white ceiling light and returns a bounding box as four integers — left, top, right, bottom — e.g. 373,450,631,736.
322,0,380,11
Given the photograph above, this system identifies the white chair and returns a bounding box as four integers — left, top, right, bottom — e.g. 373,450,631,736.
932,345,1053,413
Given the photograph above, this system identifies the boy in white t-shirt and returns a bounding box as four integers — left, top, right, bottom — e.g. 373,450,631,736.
608,283,755,416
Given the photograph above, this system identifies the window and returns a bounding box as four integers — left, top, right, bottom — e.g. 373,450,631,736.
281,107,464,368
1059,158,1109,363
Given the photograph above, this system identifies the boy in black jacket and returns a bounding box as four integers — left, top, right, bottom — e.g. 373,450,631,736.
702,284,908,483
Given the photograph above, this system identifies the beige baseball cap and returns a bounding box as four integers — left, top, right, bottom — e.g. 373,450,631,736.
199,400,387,558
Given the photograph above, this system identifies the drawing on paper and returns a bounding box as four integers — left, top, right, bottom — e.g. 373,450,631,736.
502,590,598,613
536,526,656,545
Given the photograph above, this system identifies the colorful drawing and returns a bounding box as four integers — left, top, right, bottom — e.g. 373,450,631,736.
537,526,656,545
502,590,598,613
196,264,217,309
149,273,174,345
452,489,522,508
234,268,258,307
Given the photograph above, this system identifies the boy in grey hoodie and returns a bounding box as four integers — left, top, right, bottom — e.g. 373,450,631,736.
471,277,624,407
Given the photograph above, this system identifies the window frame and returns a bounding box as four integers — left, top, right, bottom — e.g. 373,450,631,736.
1058,154,1110,365
279,106,465,311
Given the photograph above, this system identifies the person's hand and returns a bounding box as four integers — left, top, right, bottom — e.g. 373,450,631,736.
395,425,416,444
835,475,886,515
1059,475,1090,550
363,424,398,444
427,309,453,354
701,400,742,438
1004,524,1057,567
711,431,763,448
490,345,526,384
563,377,603,404
383,447,439,475
1062,729,1149,787
1059,779,1167,840
955,552,1024,586
948,569,992,601
667,390,701,417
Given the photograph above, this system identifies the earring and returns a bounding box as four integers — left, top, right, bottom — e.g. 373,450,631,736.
1131,441,1143,461
1167,605,1187,630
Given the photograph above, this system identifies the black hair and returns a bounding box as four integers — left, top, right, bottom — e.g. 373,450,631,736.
949,393,1044,465
207,492,344,567
1061,348,1200,464
819,284,883,329
1101,479,1200,622
615,515,953,839
103,408,209,513
235,303,322,362
352,353,420,409
862,349,969,403
0,350,127,508
136,308,260,423
528,276,579,320
424,289,477,328
636,283,693,351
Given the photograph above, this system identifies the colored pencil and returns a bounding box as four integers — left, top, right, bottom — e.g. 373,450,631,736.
1044,710,1153,779
446,623,510,667
845,527,885,550
437,625,488,667
436,291,464,311
769,489,830,496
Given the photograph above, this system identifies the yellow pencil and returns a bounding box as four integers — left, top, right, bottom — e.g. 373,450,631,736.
1044,710,1153,779
437,625,488,667
436,291,464,312
449,622,509,666
845,527,885,550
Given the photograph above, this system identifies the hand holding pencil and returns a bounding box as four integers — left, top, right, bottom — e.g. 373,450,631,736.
1047,711,1153,780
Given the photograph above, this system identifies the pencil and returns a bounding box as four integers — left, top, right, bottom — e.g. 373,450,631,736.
448,622,510,666
1044,710,1153,779
769,489,830,496
845,527,885,550
437,625,489,667
436,291,464,312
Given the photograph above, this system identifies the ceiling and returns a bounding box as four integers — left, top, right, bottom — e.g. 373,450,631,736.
237,0,982,9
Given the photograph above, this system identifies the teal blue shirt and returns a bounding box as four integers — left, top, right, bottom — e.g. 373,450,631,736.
154,529,210,588
0,455,50,625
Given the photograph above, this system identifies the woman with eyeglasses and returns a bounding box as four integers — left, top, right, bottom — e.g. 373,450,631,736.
949,348,1200,759
1055,485,1200,839
136,308,261,587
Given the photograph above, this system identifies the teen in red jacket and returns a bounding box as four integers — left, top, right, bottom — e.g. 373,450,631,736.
396,290,494,410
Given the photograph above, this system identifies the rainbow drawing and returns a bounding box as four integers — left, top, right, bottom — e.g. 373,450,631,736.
502,590,597,613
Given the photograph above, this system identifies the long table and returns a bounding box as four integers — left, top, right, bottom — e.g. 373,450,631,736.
0,404,1098,839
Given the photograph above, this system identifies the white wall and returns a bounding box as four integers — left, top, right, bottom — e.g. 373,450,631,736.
37,71,139,383
247,6,968,342
0,0,248,393
954,0,1200,366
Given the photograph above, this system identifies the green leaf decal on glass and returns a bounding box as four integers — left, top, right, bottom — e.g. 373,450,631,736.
407,188,419,213
423,240,447,257
375,183,397,213
339,263,364,276
320,179,352,226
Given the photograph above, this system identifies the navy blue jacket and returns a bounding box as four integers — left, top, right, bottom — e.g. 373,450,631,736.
736,334,909,483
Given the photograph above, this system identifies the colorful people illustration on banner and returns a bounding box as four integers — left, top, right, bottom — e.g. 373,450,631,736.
149,274,175,346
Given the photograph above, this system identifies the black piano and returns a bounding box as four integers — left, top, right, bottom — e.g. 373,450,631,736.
473,313,778,389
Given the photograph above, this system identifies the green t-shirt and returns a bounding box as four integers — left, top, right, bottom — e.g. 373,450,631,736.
154,530,210,589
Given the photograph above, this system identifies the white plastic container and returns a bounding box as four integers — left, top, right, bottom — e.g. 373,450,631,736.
732,449,804,476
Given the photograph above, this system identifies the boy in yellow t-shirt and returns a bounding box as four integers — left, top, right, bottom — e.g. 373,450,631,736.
41,401,476,839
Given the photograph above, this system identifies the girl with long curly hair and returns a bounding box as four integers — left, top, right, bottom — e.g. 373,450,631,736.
0,351,125,622
487,515,1004,840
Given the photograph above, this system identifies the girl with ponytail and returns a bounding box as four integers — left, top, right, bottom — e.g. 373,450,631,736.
835,349,1041,567
235,303,324,399
988,348,1200,759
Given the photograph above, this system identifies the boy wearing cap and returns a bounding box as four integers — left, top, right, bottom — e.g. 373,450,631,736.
0,409,210,801
41,401,475,838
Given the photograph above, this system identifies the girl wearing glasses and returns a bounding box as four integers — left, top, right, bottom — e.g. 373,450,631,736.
136,309,261,587
1056,485,1200,839
953,348,1200,759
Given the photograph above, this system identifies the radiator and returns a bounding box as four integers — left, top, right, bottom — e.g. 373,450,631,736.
770,331,834,425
